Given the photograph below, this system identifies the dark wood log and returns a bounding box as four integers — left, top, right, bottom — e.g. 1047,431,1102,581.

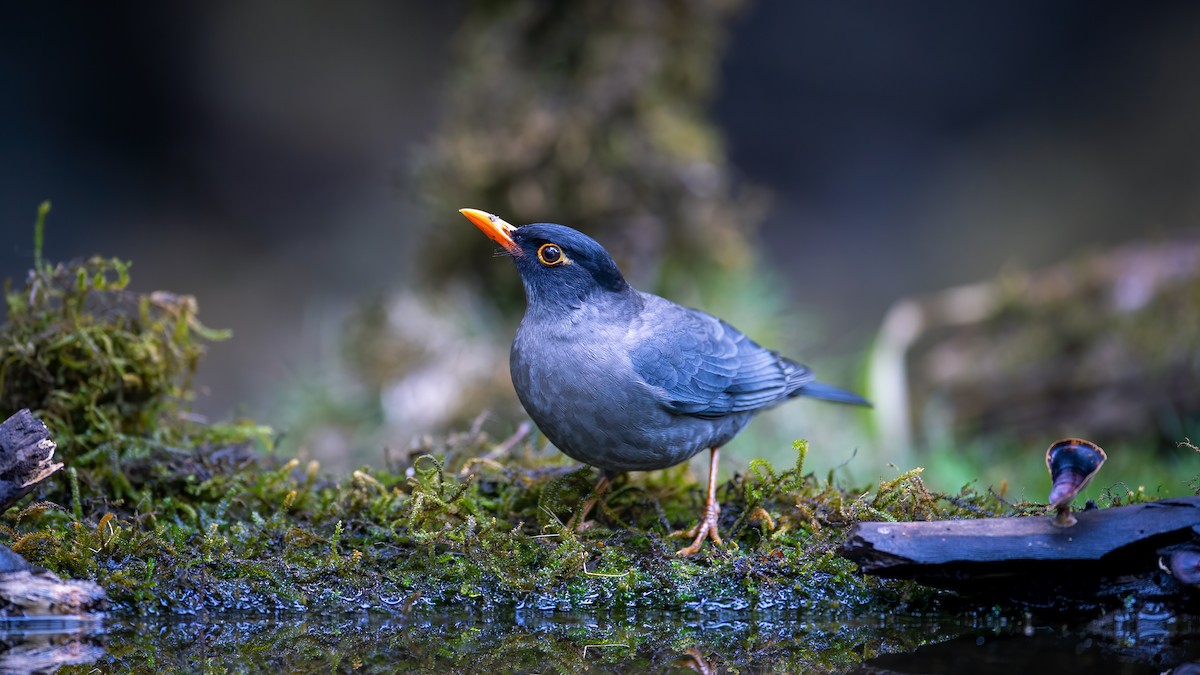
0,570,107,617
0,408,63,512
841,497,1200,609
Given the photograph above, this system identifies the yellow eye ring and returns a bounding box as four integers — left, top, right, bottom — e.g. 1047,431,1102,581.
537,243,569,266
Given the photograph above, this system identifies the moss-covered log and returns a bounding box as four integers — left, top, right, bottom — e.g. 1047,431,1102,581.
872,239,1200,451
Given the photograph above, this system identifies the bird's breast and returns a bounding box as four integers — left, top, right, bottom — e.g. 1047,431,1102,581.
509,316,745,472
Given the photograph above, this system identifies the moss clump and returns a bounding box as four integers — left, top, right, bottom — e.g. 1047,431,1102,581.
0,203,271,506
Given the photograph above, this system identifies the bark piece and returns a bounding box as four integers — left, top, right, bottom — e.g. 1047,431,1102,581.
0,409,63,512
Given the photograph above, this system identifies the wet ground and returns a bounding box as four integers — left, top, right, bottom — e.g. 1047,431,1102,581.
5,605,1197,673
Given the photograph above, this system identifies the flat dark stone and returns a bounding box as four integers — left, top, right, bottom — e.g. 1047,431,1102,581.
840,496,1200,609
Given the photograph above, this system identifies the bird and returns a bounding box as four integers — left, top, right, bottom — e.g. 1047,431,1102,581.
460,208,870,555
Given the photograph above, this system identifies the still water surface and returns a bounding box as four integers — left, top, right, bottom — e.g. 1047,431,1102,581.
2,606,1196,673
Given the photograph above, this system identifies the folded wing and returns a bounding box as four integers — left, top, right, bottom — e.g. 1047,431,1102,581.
630,300,814,419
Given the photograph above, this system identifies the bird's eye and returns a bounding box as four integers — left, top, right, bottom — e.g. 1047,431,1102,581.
537,243,568,266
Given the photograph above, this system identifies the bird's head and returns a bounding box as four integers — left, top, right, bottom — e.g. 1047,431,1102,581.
461,208,630,313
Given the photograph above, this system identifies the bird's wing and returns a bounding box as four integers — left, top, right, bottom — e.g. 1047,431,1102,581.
629,298,813,419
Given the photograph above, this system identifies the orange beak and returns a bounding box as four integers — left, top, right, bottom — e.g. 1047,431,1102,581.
460,208,521,255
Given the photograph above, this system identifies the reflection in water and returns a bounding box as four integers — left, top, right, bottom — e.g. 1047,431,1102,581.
859,632,1192,675
0,606,1196,673
858,606,1200,675
0,618,105,673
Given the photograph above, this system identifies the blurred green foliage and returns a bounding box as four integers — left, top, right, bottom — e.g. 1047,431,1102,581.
917,436,1200,506
417,0,765,313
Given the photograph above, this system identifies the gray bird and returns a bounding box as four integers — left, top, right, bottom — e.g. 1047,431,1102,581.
461,208,870,555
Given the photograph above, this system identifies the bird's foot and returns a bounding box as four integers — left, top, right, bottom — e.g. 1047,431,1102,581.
671,501,723,556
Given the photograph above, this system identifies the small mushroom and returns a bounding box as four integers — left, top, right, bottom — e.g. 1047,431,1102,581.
1164,549,1200,587
1045,438,1106,527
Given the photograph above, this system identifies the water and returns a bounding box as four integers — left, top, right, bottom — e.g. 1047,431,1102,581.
4,605,1197,673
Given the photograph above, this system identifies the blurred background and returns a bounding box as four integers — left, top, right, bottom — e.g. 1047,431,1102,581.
2,1,1199,499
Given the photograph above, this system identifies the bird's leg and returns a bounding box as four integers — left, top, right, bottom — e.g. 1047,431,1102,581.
672,447,724,556
569,474,611,531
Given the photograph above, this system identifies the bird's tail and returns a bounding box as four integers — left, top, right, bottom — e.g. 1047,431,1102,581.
795,381,872,407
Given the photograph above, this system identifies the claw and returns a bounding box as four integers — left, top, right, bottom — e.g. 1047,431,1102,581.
672,500,723,556
671,447,724,556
